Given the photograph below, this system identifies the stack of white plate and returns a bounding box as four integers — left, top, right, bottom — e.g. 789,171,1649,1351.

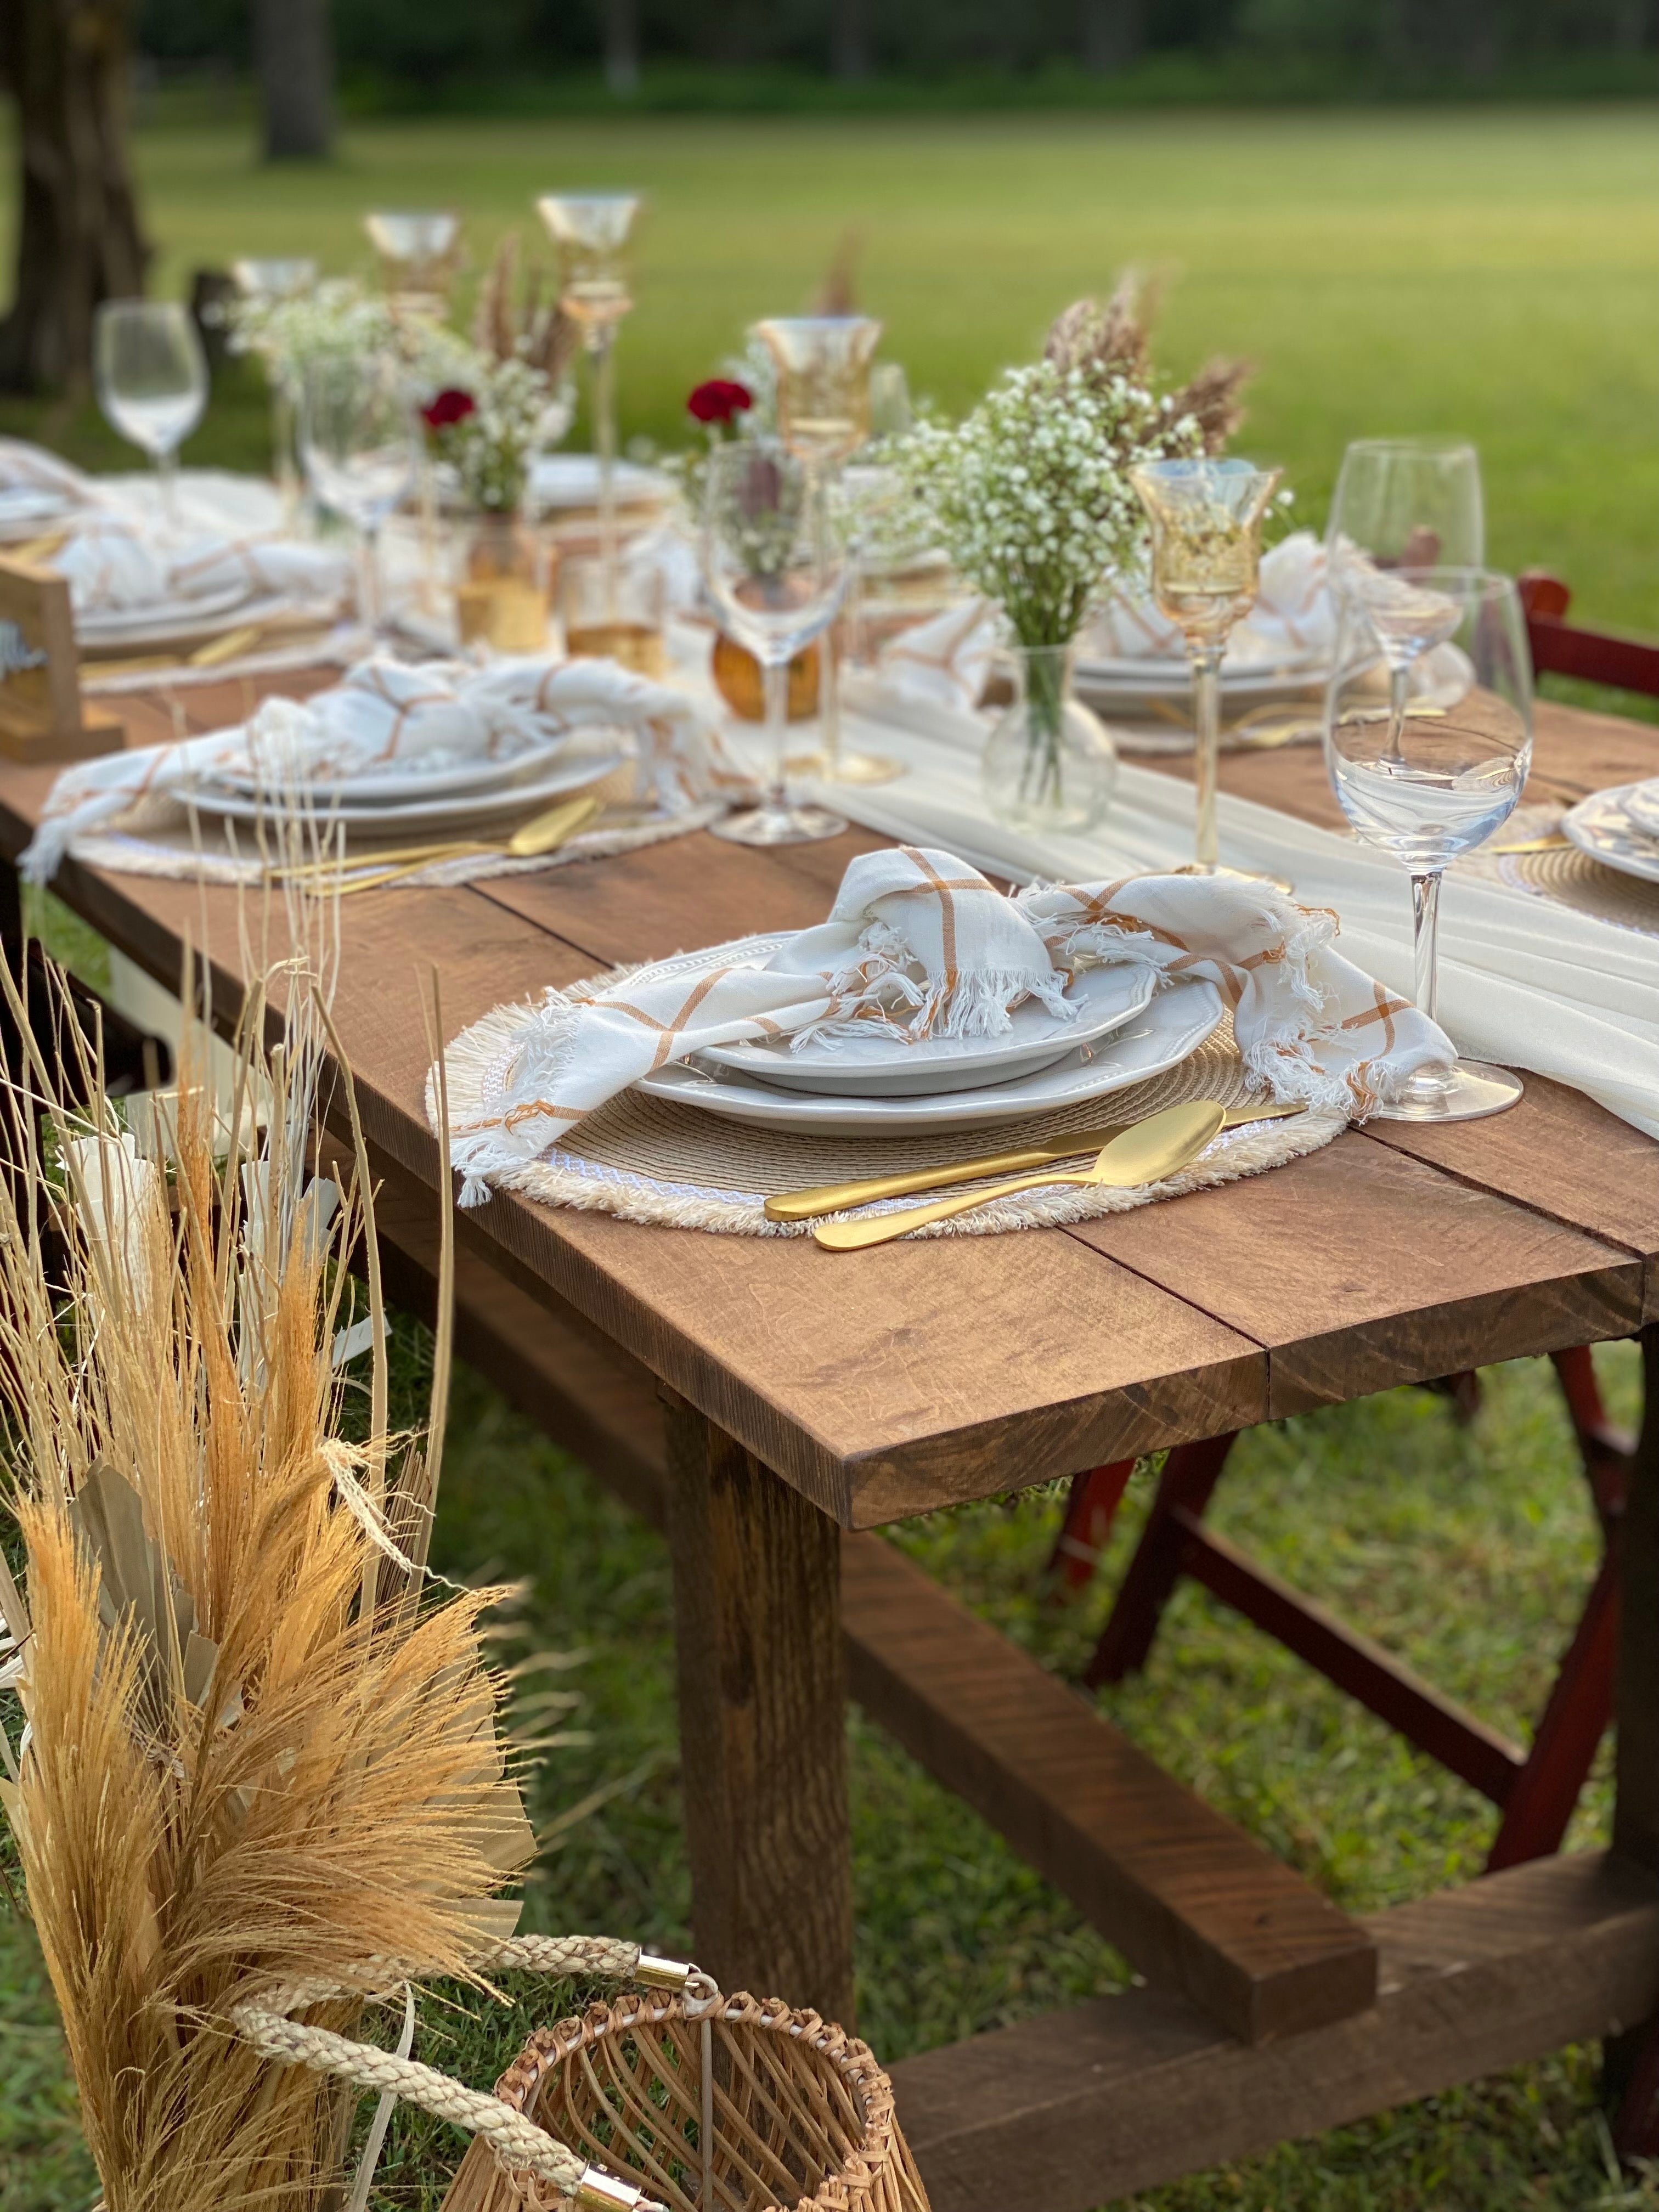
622,932,1225,1135
1562,778,1659,887
178,735,628,840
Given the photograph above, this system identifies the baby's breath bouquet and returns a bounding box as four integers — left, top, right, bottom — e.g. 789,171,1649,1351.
892,281,1248,831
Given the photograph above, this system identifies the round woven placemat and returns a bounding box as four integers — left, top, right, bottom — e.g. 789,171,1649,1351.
1497,844,1659,938
469,1005,1347,1237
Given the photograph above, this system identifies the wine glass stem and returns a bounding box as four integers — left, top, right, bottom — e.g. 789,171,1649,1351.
763,656,791,814
1386,659,1412,761
1410,868,1443,1025
272,386,298,529
1190,645,1222,872
157,444,179,529
359,525,383,640
591,330,618,619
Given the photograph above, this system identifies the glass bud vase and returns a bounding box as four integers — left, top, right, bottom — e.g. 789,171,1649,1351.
981,642,1118,835
455,507,551,654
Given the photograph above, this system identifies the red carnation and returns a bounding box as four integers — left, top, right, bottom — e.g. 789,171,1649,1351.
422,387,477,430
687,379,752,427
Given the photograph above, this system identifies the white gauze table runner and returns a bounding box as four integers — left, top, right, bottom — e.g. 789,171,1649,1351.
816,691,1659,1143
20,653,743,885
442,842,1452,1206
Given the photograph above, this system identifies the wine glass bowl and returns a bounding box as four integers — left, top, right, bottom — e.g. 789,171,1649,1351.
702,439,849,847
230,258,318,303
1327,436,1484,575
1324,567,1531,1121
536,194,642,343
756,317,884,468
364,212,461,311
93,300,209,522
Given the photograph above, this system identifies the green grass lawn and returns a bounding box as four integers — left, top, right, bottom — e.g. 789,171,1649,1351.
5,104,1659,2209
4,105,1659,627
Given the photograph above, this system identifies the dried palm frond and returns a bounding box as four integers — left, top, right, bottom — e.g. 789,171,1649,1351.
473,230,581,388
0,922,531,2212
1044,269,1251,454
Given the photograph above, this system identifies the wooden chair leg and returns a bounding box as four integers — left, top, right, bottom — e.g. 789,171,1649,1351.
1485,1545,1618,1871
1045,1459,1136,1596
1551,1344,1635,1502
1083,1433,1239,1689
1423,1370,1483,1424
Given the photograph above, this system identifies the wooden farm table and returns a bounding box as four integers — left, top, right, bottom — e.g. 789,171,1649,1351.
3,685,1658,2204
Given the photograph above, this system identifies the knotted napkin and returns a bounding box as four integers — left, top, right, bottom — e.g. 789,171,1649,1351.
53,510,349,620
439,843,1454,1207
20,653,743,884
0,437,100,531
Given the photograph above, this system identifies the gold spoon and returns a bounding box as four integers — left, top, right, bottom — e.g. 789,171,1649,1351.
333,792,603,896
812,1099,1227,1252
766,1099,1304,1222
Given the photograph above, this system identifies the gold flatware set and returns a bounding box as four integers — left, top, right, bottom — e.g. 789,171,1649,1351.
789,1097,1305,1252
267,791,603,897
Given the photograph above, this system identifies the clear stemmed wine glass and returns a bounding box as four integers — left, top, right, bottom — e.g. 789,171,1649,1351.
702,439,851,847
93,301,208,526
755,315,897,787
1324,567,1531,1122
1129,456,1283,873
230,258,318,523
1327,438,1485,762
297,354,417,643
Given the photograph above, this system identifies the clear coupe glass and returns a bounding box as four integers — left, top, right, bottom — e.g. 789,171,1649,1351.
1324,566,1531,1122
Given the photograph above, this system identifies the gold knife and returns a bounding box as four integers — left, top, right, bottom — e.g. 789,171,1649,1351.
763,1099,1306,1222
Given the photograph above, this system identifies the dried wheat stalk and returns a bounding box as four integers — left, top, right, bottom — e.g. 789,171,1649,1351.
1046,269,1251,454
0,932,532,2212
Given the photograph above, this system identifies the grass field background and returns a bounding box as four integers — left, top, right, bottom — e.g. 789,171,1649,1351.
5,101,1659,2211
4,105,1659,627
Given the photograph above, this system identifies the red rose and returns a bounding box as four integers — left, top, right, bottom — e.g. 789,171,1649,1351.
422,387,477,430
687,379,752,427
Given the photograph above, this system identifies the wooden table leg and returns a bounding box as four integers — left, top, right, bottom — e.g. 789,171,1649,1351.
664,1393,856,2027
1611,1323,1659,2154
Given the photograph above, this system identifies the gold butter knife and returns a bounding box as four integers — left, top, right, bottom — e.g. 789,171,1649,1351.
1488,833,1572,855
765,1098,1305,1223
813,1101,1228,1252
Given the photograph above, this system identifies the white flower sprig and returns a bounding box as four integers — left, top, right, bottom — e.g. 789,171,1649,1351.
427,353,567,514
893,359,1204,648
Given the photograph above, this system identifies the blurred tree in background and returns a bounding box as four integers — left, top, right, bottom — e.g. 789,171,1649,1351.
127,0,1658,92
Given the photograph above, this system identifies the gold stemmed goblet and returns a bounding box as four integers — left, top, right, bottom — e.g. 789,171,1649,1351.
755,315,900,787
363,211,461,319
1130,458,1283,874
536,192,643,616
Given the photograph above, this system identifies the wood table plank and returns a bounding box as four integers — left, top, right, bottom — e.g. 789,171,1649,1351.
1064,1130,1644,1417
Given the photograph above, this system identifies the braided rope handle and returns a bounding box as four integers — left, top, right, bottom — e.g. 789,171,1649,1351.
230,1933,708,2210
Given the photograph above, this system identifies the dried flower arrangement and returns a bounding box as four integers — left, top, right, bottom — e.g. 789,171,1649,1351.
0,907,535,2212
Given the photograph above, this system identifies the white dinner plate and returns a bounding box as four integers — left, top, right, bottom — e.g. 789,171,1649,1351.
1074,651,1330,700
76,583,255,642
210,736,583,808
636,978,1226,1134
701,958,1155,1097
180,742,627,834
1562,785,1659,887
1620,780,1659,838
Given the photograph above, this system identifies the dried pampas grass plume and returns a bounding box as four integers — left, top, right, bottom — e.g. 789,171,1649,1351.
1045,269,1251,455
0,933,533,2212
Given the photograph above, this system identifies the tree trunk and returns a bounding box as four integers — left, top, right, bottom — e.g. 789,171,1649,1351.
252,0,335,161
832,0,871,80
1081,0,1144,74
604,0,640,96
0,0,149,394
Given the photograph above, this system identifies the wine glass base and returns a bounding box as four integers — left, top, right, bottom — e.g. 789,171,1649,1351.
787,748,907,787
710,802,849,848
1370,1059,1525,1124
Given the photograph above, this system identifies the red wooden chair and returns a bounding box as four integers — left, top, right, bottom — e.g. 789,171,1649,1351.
1047,572,1653,1875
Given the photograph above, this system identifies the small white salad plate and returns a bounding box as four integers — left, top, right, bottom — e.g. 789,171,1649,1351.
700,957,1155,1098
180,744,627,834
638,977,1225,1135
1563,785,1659,888
211,736,588,809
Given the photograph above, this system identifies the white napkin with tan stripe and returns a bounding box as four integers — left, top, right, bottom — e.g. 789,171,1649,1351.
441,843,1453,1205
52,510,349,619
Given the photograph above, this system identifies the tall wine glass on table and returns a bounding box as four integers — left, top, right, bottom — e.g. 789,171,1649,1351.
297,354,417,645
755,315,898,787
1129,456,1282,874
1324,567,1530,1122
230,258,318,525
1327,438,1485,763
93,301,208,527
702,439,850,847
536,193,642,616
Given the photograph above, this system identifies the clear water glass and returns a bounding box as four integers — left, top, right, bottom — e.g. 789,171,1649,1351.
93,301,208,524
701,439,850,847
1324,566,1531,1122
297,355,417,640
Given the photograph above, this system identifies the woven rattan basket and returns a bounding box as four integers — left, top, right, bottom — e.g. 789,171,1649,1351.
439,1987,932,2212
